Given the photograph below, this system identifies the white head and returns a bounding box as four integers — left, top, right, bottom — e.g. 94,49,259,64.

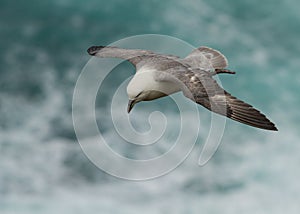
126,68,167,113
126,71,152,113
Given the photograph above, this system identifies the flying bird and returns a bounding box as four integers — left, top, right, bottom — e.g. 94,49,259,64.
87,45,277,131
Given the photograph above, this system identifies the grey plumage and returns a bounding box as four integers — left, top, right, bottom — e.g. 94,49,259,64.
88,45,277,131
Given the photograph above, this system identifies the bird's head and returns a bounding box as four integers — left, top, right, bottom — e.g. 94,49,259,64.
126,71,150,113
126,68,165,113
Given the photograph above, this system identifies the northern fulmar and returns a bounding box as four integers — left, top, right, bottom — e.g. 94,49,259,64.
87,46,277,131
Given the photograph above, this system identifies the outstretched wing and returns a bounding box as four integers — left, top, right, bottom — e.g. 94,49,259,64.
184,46,228,71
87,46,182,70
157,67,277,131
206,92,278,130
87,46,157,68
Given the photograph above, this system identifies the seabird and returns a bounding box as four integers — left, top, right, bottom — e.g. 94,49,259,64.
87,46,277,131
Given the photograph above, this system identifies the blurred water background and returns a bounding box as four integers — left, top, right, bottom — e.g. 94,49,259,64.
1,0,300,213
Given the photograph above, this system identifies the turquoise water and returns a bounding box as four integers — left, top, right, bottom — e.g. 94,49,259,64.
1,0,300,213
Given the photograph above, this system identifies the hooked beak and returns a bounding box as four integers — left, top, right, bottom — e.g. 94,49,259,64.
127,99,136,113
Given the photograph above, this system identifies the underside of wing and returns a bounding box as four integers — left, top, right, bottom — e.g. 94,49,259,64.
157,67,277,131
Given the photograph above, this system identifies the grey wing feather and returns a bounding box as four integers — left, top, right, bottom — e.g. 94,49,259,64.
87,46,180,70
87,46,157,68
204,92,278,131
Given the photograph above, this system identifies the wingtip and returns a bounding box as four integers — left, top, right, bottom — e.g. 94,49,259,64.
223,94,279,132
270,125,278,131
265,120,278,131
260,124,278,131
87,46,106,56
250,119,278,131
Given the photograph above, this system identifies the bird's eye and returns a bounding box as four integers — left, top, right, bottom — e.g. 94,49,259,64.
135,92,142,98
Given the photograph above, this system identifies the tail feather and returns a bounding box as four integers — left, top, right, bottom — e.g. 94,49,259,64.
185,46,228,69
